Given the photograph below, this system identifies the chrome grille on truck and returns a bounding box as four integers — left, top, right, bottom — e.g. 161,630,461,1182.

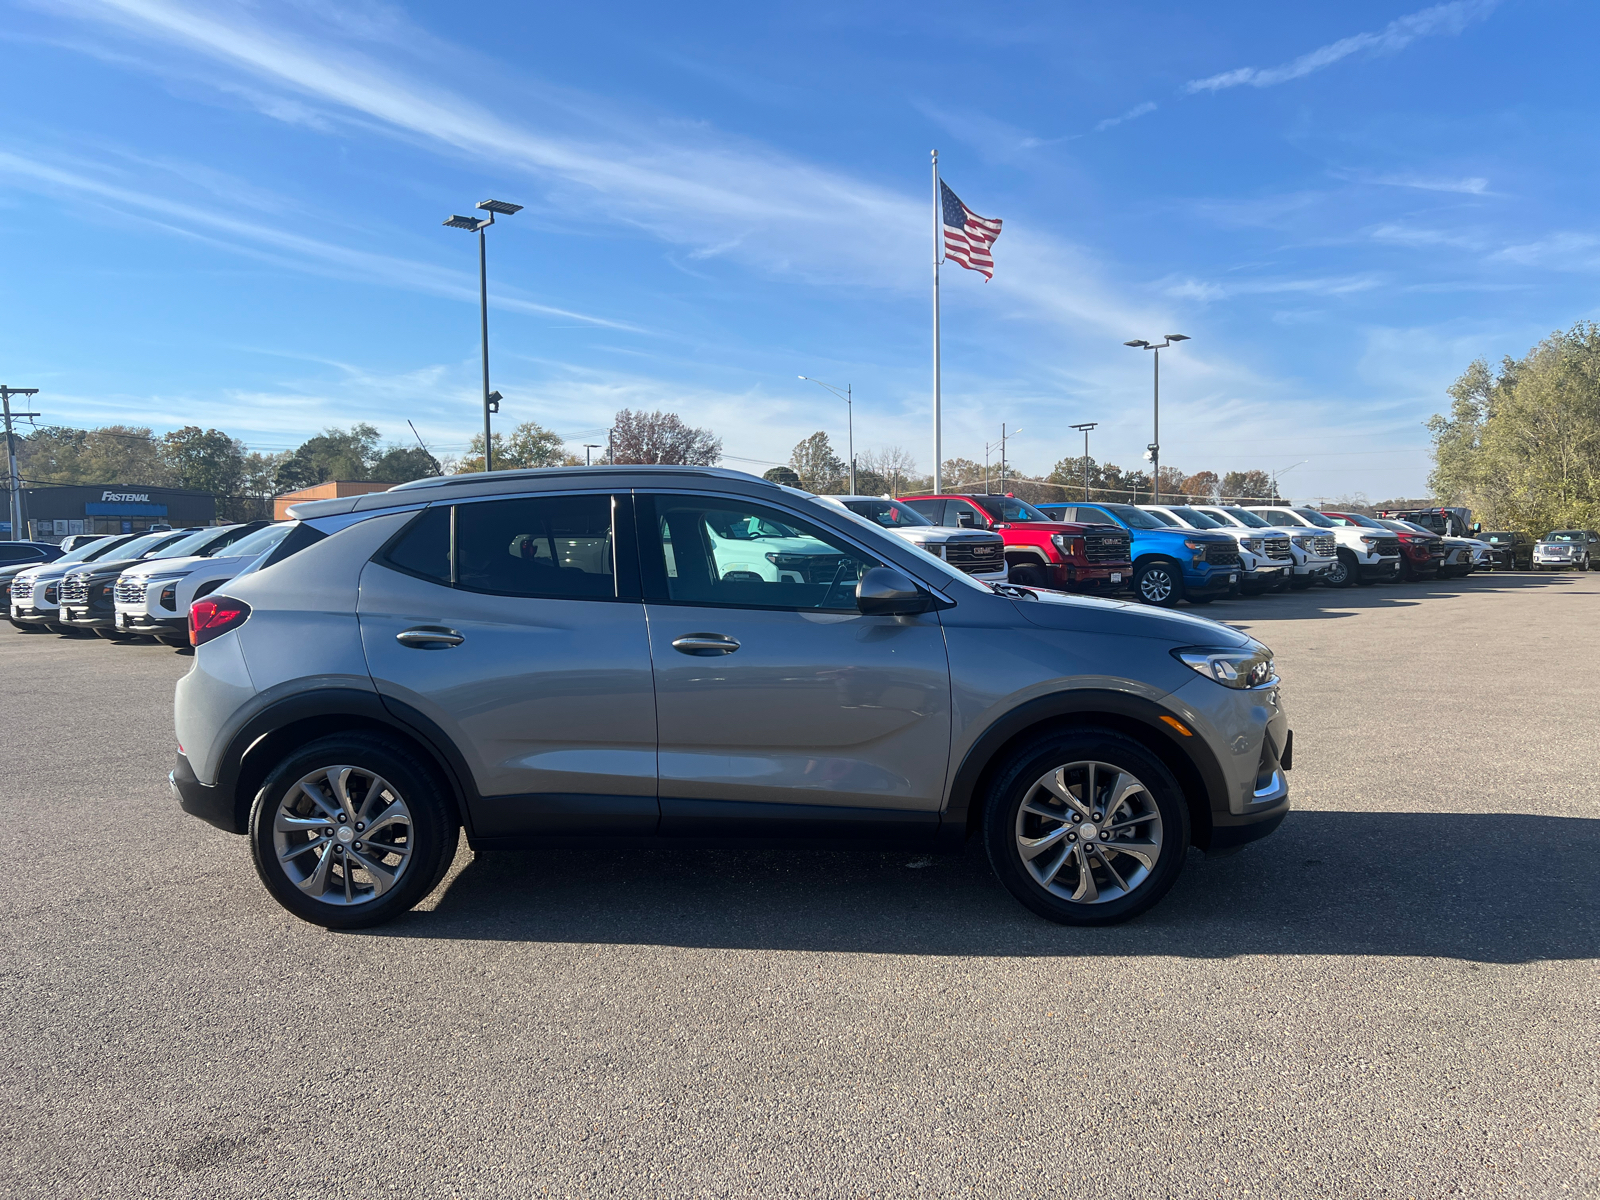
114,576,148,604
1313,535,1336,557
1083,532,1130,564
59,575,91,606
943,540,1004,573
1264,537,1292,561
9,577,32,602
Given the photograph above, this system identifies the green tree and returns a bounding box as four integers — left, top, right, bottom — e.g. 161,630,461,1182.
790,431,845,491
1428,323,1600,532
1221,470,1274,503
161,426,244,497
452,420,569,474
19,425,172,486
762,466,802,487
370,445,442,482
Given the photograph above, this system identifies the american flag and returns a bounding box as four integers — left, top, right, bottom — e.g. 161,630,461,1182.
940,181,1002,279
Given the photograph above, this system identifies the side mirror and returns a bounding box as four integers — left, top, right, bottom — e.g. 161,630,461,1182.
957,513,977,528
1472,523,1482,533
857,566,932,616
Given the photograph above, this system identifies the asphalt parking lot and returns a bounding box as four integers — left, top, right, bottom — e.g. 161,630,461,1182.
2,572,1596,1199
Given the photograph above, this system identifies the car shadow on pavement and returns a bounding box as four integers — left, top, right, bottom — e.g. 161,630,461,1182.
368,810,1598,964
1196,571,1584,623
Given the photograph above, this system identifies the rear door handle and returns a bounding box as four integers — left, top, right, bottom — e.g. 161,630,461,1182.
671,633,741,656
396,626,465,649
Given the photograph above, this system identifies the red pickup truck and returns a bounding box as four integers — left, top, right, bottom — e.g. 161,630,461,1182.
900,492,1133,593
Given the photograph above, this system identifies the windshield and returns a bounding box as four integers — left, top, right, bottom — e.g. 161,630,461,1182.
1094,503,1169,530
91,530,184,562
839,500,932,528
1166,506,1222,528
1482,532,1513,544
1328,512,1386,529
1545,530,1585,542
1217,507,1271,528
220,523,294,559
1290,508,1336,527
52,533,136,565
972,496,1052,523
149,526,238,559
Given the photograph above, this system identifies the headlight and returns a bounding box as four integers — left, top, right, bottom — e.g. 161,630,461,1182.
1293,535,1315,550
1050,533,1084,556
1359,536,1377,546
1173,645,1276,689
1242,538,1261,552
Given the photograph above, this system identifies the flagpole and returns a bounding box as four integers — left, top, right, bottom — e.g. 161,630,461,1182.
932,149,942,495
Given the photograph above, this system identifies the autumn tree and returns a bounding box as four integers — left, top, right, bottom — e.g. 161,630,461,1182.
610,409,721,466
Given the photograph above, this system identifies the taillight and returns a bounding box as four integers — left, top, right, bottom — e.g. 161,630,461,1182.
190,596,252,646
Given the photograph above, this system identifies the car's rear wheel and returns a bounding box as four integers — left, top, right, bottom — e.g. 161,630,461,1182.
249,734,458,929
983,730,1190,926
1133,561,1183,607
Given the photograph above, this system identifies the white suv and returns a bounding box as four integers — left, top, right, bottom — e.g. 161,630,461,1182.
816,496,1009,584
114,522,291,644
1140,505,1287,595
1247,506,1400,588
1191,505,1336,591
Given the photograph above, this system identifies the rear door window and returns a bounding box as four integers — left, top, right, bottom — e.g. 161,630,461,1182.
905,499,945,524
947,500,991,529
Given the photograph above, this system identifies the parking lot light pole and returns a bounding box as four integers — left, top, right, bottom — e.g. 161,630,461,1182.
1070,422,1098,501
444,199,522,471
1124,335,1189,504
798,376,853,494
583,444,602,466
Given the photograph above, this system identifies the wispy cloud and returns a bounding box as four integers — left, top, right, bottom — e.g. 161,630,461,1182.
1161,273,1385,302
0,147,645,330
1093,101,1157,134
1371,172,1489,194
1185,0,1497,93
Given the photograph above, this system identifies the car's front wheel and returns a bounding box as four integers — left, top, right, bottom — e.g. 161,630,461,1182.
1133,561,1183,607
1324,552,1356,587
249,734,458,929
983,730,1190,926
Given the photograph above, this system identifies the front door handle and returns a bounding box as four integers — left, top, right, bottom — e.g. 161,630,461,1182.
671,633,741,656
396,626,465,649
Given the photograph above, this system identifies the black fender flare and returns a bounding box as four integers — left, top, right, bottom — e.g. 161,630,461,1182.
215,687,477,835
940,689,1230,848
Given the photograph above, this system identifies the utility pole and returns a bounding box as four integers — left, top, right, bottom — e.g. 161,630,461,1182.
997,423,1021,493
2,386,40,540
1069,422,1098,501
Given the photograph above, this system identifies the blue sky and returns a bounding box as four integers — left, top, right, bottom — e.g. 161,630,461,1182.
2,0,1596,501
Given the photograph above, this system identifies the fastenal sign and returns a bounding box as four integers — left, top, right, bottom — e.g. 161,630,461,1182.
101,491,151,503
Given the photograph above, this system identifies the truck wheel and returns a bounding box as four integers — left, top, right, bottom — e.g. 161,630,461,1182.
1325,552,1356,588
249,733,459,930
1133,562,1183,607
983,729,1190,926
1009,564,1047,588
1580,556,1591,572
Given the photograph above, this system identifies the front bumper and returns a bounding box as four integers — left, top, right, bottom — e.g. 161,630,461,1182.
113,610,186,636
1055,564,1131,592
60,605,116,630
1358,556,1401,579
9,603,57,625
171,752,238,833
1184,567,1239,598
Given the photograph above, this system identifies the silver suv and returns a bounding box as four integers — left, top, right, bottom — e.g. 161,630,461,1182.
171,467,1292,929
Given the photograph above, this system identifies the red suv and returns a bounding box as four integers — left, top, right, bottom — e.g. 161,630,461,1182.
900,493,1133,593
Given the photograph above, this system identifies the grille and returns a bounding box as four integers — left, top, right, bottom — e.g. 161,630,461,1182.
1083,532,1131,564
1313,534,1336,557
59,575,91,606
115,576,149,605
9,577,32,602
1206,545,1242,568
1264,537,1292,561
943,539,1004,573
1374,537,1400,557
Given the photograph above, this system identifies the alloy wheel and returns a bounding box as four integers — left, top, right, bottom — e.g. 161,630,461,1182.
271,765,414,906
1137,566,1175,604
1013,760,1164,905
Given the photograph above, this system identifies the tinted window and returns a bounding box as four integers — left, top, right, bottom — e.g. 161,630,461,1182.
456,495,615,599
224,523,293,560
948,501,991,529
644,495,879,611
1040,506,1077,521
1290,508,1336,528
1144,509,1181,527
904,499,944,523
840,500,932,528
972,496,1051,522
150,527,237,559
380,506,451,584
1166,507,1221,528
1218,507,1270,528
0,546,44,564
1093,504,1168,530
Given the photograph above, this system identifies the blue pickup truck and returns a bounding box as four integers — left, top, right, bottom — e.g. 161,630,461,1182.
1034,501,1242,606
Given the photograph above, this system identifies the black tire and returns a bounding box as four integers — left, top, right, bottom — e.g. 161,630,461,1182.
1325,551,1357,588
249,733,459,929
1009,564,1047,588
1133,561,1184,607
1187,596,1215,605
1580,557,1591,573
982,728,1191,926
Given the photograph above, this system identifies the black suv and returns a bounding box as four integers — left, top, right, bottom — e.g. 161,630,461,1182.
1478,531,1533,571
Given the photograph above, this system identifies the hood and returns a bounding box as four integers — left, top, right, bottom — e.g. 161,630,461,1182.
64,556,147,577
994,519,1106,534
12,561,79,584
1009,587,1252,647
121,555,207,578
889,527,1000,545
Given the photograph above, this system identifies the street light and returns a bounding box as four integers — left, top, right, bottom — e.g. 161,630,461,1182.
444,198,522,471
798,376,853,493
1124,334,1190,504
1069,422,1098,501
583,444,602,466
